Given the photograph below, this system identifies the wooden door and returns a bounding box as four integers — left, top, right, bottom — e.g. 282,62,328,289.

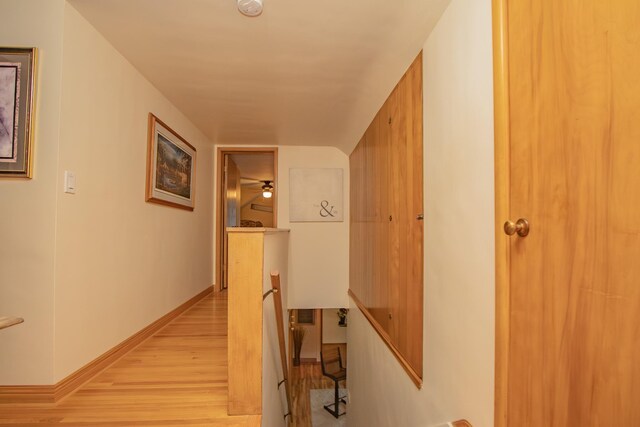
496,1,640,425
222,156,241,290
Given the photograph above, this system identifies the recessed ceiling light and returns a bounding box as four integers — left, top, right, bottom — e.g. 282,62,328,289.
237,0,263,17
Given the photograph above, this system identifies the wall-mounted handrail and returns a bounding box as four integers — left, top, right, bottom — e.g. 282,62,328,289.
0,317,24,331
263,288,278,300
268,272,293,424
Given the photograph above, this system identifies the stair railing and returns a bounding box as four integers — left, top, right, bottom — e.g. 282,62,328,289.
264,271,293,424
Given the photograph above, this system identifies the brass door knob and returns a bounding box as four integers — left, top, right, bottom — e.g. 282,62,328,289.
504,218,530,237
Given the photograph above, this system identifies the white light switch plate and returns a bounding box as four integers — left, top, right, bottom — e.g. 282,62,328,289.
64,171,76,194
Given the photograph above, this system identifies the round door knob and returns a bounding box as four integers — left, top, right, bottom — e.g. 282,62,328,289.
504,218,530,237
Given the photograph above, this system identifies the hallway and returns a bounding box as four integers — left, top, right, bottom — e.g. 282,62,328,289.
0,292,259,426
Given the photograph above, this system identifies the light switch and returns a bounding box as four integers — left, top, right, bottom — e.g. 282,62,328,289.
64,171,76,194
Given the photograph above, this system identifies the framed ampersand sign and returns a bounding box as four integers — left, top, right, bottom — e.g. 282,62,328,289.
289,168,343,222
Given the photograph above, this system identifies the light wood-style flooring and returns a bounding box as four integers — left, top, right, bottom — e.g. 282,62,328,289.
290,344,347,427
0,292,259,426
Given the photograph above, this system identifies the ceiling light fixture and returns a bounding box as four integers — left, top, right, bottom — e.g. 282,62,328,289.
262,181,273,199
237,0,263,17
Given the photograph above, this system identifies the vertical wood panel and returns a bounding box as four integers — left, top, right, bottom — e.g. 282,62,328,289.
349,52,424,384
227,232,263,415
405,53,424,375
492,0,511,425
388,82,407,349
349,136,366,303
370,109,390,332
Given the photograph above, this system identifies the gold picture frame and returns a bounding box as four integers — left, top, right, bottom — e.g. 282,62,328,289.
296,309,315,325
145,113,196,211
0,47,37,178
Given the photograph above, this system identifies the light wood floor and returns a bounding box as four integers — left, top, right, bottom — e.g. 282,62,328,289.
290,344,347,427
0,292,259,426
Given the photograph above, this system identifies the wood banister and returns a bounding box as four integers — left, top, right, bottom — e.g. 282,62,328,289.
270,272,293,424
452,420,472,427
0,317,24,331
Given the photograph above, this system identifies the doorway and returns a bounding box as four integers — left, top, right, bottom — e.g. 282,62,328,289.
288,307,348,426
215,147,277,291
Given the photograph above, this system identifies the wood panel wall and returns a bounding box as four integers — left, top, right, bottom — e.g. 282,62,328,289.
349,52,424,386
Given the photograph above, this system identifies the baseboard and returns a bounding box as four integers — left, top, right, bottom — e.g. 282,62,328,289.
0,286,213,404
0,385,56,404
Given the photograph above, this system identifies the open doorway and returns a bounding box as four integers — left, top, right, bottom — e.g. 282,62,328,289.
215,147,277,291
288,308,348,425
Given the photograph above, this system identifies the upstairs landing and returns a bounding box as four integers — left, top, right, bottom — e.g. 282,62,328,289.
0,292,259,426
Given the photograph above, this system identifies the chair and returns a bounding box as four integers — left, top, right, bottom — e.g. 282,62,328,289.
320,346,347,418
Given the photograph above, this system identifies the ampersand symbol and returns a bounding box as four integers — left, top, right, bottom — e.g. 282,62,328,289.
319,200,335,217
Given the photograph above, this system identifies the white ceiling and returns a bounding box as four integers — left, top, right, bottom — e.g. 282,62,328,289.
69,0,450,153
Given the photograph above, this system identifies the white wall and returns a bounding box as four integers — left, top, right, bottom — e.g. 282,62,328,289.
322,309,347,343
52,3,215,381
277,146,350,309
0,0,217,386
347,0,495,426
0,0,65,385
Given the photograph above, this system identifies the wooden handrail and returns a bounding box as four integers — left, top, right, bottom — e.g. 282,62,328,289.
269,272,293,424
452,420,472,427
0,317,24,331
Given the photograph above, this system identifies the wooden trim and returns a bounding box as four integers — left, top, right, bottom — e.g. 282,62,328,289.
0,286,212,405
215,147,278,292
24,47,37,179
295,309,315,325
318,309,323,349
0,47,37,179
0,317,24,330
269,273,293,423
492,0,510,426
348,290,422,388
452,420,473,427
0,385,56,404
